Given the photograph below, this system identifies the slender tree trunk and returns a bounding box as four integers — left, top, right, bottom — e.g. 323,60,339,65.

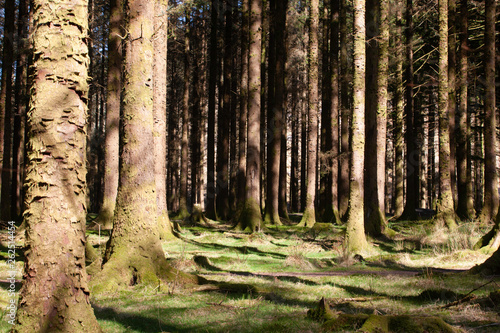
478,0,498,224
277,0,289,220
299,0,319,228
179,14,191,219
448,0,457,207
347,0,369,254
456,0,474,220
14,0,102,330
236,0,263,232
476,0,500,249
393,2,404,218
238,0,249,212
0,0,16,220
264,0,283,225
96,0,123,230
339,0,350,219
154,0,173,239
290,81,299,212
436,0,457,229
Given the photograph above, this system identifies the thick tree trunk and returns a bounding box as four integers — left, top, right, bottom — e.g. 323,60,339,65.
436,0,457,229
346,0,369,255
236,0,263,232
96,0,122,230
92,0,197,292
14,0,102,331
299,0,320,228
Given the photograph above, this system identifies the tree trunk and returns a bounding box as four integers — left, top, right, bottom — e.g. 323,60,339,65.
346,0,369,255
96,0,123,230
435,0,457,229
236,0,263,232
14,0,102,330
393,2,404,218
154,0,173,239
456,0,474,220
339,0,350,219
299,0,319,228
92,0,197,292
476,0,499,248
264,0,283,226
179,14,191,219
478,0,498,224
448,0,457,207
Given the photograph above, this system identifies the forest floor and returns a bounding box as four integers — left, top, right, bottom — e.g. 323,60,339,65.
1,215,500,332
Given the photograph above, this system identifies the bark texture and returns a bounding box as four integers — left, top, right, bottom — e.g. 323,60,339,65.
14,0,101,331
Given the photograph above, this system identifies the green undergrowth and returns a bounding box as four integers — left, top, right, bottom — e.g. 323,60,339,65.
1,218,499,332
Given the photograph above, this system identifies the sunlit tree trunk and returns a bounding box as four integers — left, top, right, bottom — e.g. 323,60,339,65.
299,0,319,228
435,0,457,229
14,0,102,330
154,0,173,239
346,0,369,254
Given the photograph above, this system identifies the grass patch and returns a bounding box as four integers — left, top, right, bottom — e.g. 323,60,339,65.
1,218,499,332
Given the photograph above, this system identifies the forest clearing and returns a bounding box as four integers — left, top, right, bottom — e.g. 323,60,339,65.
2,217,500,332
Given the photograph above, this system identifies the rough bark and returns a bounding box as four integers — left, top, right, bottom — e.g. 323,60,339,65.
448,0,457,206
236,0,263,232
14,0,102,331
346,0,369,255
96,0,123,230
299,0,320,228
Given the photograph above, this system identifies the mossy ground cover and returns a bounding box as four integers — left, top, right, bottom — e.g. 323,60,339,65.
1,218,499,332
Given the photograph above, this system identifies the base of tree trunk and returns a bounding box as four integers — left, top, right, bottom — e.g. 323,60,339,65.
157,212,175,240
234,198,262,232
365,205,386,237
474,223,500,251
298,206,316,228
470,248,500,275
434,210,458,230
